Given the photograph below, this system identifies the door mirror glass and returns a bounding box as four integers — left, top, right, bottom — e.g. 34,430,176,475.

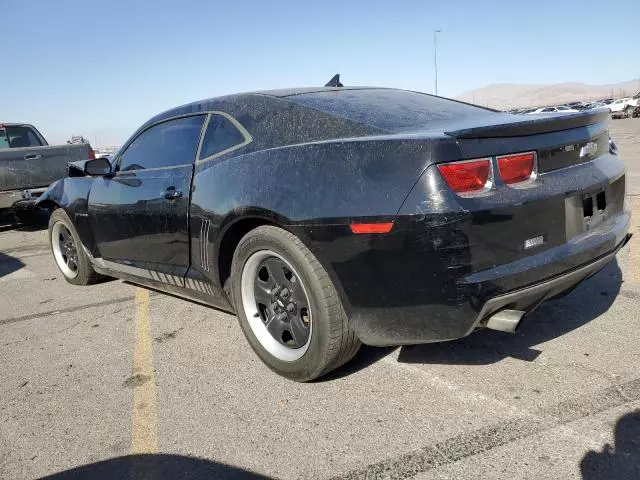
84,157,112,176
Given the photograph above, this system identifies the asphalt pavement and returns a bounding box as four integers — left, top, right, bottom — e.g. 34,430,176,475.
1,118,639,479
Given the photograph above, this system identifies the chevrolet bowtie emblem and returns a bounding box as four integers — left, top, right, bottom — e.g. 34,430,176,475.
580,142,598,158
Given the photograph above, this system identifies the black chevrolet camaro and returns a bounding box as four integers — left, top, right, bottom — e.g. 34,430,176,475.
37,86,630,381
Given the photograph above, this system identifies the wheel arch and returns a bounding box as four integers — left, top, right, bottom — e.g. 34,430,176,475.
216,215,279,292
36,199,61,212
213,212,354,323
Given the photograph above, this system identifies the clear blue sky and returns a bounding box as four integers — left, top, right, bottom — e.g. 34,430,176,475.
4,0,639,146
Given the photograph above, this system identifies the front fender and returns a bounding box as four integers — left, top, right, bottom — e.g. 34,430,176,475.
35,177,97,254
35,179,64,209
35,178,92,213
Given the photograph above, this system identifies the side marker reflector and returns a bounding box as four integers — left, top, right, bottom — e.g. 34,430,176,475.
350,223,394,234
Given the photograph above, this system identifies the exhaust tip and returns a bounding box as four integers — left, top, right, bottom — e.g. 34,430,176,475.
485,309,526,333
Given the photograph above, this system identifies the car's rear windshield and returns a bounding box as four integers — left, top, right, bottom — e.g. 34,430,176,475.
285,89,493,132
0,125,43,149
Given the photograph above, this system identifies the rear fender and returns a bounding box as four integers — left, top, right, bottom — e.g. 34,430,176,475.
192,137,461,222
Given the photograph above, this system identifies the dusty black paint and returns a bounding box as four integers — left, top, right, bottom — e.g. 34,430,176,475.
36,87,630,346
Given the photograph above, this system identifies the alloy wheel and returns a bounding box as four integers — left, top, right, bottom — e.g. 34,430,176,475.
51,221,79,279
240,250,312,361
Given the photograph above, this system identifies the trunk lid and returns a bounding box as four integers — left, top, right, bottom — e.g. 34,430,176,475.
442,110,610,174
443,109,608,139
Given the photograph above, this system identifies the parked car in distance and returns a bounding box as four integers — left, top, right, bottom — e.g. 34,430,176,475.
566,102,592,110
0,123,95,220
527,105,580,114
37,86,630,381
608,98,639,118
508,108,535,114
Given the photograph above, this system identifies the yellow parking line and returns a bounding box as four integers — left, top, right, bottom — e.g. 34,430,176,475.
626,197,640,286
131,287,158,454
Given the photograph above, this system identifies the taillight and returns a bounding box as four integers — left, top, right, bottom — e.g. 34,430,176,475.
497,152,535,184
437,159,491,194
88,146,96,160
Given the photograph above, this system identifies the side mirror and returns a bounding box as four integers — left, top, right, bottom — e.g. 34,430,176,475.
84,157,112,176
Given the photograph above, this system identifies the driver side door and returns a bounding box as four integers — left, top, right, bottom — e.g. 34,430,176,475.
87,115,206,285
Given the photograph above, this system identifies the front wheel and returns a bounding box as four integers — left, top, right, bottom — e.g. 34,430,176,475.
48,209,103,285
625,106,634,118
230,225,360,382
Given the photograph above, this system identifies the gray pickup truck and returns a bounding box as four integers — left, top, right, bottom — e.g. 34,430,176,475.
0,123,94,216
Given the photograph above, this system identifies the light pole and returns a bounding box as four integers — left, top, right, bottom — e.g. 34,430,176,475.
434,29,441,96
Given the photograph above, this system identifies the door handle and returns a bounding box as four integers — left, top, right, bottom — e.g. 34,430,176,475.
164,189,183,200
24,154,41,160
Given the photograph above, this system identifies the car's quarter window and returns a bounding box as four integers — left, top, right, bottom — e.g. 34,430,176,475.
198,113,251,161
118,115,205,172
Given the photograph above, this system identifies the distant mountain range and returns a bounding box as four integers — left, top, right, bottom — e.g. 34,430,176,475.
455,79,640,110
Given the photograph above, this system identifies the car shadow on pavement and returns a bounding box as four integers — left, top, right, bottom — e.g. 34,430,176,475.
580,409,640,479
40,453,271,480
317,345,399,382
0,252,25,278
395,258,623,366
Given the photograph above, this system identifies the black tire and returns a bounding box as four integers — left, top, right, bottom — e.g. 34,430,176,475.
48,208,103,285
230,225,361,382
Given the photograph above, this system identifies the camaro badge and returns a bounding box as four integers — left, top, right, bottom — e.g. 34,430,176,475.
580,142,598,158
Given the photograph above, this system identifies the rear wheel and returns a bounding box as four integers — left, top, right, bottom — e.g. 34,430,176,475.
48,209,102,285
230,225,360,381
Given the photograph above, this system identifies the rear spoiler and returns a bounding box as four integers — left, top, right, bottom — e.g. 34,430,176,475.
444,110,609,139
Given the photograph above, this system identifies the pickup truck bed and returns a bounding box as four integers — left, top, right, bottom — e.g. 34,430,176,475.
0,123,93,211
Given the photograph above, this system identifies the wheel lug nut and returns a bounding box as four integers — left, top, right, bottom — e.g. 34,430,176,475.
272,286,281,296
286,303,295,313
281,288,290,299
276,312,288,322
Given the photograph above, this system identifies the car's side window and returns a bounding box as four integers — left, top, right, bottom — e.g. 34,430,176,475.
198,114,248,160
118,115,205,172
0,126,44,149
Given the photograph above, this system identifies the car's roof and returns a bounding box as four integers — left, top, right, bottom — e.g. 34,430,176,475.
137,86,496,155
144,87,393,126
251,86,382,98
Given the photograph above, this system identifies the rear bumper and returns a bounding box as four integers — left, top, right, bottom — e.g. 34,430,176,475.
471,230,630,335
338,209,630,346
